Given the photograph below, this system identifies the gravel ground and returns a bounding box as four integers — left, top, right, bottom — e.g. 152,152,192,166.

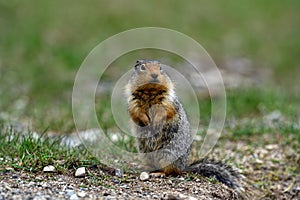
1,133,299,200
0,170,240,200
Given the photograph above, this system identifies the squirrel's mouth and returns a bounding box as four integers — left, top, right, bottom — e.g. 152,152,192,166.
150,79,159,83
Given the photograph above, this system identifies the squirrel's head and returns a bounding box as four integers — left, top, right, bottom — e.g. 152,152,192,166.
127,59,175,93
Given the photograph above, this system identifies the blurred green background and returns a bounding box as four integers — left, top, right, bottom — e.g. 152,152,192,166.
0,0,299,133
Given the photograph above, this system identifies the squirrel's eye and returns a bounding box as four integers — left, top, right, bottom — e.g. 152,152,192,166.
140,64,146,71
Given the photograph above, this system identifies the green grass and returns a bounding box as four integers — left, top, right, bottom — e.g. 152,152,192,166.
0,124,100,173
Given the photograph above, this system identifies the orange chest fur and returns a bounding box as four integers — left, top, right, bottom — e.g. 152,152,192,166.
129,84,177,126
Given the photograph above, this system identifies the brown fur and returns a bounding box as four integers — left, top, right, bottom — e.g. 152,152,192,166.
128,83,176,127
126,60,183,174
125,60,243,190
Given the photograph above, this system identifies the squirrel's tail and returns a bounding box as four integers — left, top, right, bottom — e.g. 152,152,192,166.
186,158,243,190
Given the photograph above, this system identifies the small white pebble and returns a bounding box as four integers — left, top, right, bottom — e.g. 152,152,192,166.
43,165,56,172
28,181,35,187
66,189,74,196
42,182,48,187
70,194,78,200
77,191,86,198
265,144,278,150
140,171,150,181
75,167,86,177
5,167,14,171
115,168,123,177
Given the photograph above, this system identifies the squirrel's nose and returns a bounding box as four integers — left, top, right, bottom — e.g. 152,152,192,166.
151,73,158,79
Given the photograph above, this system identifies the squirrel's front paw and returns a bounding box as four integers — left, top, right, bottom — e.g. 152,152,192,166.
136,112,150,127
150,105,166,127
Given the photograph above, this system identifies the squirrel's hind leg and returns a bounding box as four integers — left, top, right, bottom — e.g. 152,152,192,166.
149,165,183,177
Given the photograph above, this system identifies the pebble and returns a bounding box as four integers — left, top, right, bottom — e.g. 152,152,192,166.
139,172,150,181
41,182,48,188
65,189,74,196
11,174,19,179
69,194,78,200
77,191,86,198
4,184,12,191
119,184,130,189
35,176,43,181
265,144,278,150
75,167,86,177
112,179,121,184
265,110,283,122
115,168,123,177
28,182,35,187
5,167,14,171
162,192,197,200
43,165,56,172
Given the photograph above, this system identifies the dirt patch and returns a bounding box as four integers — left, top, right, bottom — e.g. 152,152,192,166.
1,133,299,199
0,170,241,200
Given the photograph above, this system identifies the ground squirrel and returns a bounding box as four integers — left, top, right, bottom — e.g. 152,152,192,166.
125,59,242,189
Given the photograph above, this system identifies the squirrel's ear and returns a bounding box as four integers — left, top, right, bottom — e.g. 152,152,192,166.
134,63,139,71
134,61,139,70
134,60,144,71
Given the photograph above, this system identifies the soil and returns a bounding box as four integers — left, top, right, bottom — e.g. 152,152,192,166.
0,133,299,200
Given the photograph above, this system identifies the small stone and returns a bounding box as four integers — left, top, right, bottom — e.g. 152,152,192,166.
265,144,278,150
42,182,48,187
75,167,86,177
178,177,185,181
77,191,86,198
255,158,263,164
35,175,43,181
162,192,197,200
4,183,12,191
43,165,56,172
11,174,19,179
66,189,74,196
120,184,130,189
28,181,35,187
112,179,121,184
115,168,123,177
5,167,14,171
264,110,283,124
140,172,150,181
70,194,79,200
